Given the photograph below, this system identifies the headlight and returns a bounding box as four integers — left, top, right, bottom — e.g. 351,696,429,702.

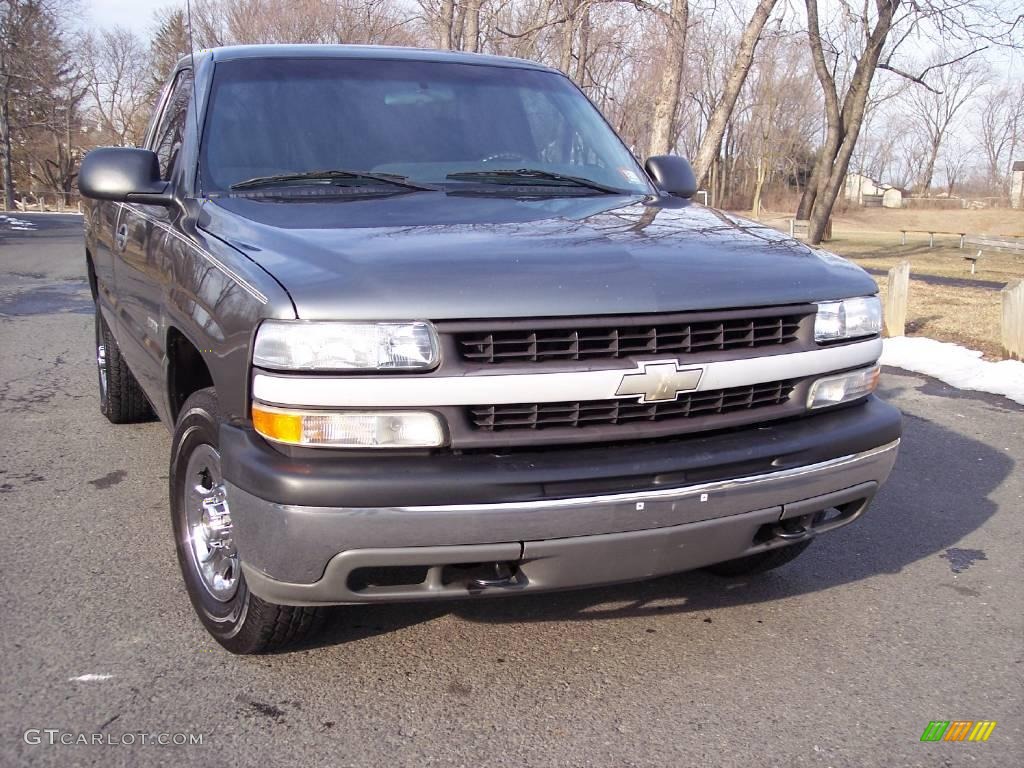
807,365,880,409
814,296,882,342
253,321,439,371
252,404,446,448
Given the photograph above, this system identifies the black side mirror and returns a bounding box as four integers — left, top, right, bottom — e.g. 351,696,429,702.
78,148,173,206
645,155,697,199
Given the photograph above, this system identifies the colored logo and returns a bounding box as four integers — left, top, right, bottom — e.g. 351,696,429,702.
920,721,997,742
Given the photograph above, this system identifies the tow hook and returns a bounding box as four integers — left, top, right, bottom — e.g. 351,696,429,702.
468,561,520,590
771,514,814,541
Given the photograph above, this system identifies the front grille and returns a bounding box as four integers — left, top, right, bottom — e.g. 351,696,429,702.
470,380,794,432
457,313,805,364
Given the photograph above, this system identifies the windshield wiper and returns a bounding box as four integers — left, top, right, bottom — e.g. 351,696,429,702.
230,169,434,192
446,169,626,194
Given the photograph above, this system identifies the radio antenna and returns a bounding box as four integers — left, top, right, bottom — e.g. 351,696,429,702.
185,0,203,195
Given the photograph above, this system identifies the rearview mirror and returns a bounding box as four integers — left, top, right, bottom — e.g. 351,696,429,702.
78,147,173,206
645,155,697,199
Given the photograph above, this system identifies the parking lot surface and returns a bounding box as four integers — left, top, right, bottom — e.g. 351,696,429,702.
2,213,1021,767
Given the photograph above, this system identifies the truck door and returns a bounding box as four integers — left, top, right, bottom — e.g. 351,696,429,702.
112,69,193,403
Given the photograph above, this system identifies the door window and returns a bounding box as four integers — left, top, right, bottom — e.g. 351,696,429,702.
151,70,193,181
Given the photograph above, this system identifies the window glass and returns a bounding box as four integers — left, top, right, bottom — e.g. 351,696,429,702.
200,58,650,194
151,70,193,180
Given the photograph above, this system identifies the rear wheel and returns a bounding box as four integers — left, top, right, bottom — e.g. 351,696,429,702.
703,539,814,577
94,303,152,423
170,387,324,654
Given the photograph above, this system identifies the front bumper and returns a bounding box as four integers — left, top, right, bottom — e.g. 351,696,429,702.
222,398,901,606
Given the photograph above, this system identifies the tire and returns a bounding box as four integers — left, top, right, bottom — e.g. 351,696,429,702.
95,303,153,423
170,387,324,654
703,539,814,577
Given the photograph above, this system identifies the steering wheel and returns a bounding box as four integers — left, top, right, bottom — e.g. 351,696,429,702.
480,152,527,165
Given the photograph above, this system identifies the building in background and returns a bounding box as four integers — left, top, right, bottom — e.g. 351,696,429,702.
844,172,904,209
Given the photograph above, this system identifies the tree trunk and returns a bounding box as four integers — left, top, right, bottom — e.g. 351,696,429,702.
573,4,591,85
464,0,482,53
647,0,688,156
559,0,579,75
751,157,767,218
691,0,779,186
919,141,940,194
797,0,842,219
803,0,899,243
0,86,14,210
806,2,897,243
439,0,455,48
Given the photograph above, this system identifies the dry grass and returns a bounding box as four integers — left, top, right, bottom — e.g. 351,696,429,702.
874,280,1004,359
829,233,1024,282
741,208,1024,359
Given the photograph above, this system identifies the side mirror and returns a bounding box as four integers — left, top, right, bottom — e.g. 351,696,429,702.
78,147,173,206
645,155,697,199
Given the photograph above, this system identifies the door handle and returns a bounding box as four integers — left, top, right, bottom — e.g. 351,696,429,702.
115,223,128,251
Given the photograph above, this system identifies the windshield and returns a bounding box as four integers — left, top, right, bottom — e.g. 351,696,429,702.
200,57,652,196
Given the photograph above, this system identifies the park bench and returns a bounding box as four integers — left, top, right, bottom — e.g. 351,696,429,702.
899,229,967,248
961,234,1024,275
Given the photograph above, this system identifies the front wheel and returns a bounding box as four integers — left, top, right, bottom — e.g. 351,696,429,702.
170,387,324,653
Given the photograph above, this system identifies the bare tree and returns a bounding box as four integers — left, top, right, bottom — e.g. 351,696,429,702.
83,27,151,146
1,0,48,207
690,0,779,186
797,0,900,243
798,0,1018,243
905,52,986,193
940,143,971,195
150,7,191,93
977,80,1024,195
644,0,687,156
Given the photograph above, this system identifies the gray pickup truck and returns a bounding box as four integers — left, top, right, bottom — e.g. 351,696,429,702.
79,45,900,654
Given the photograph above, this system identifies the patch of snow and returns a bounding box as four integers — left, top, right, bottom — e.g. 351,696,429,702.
881,336,1024,405
0,214,37,230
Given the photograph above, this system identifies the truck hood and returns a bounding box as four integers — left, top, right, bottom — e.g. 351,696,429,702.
200,193,876,320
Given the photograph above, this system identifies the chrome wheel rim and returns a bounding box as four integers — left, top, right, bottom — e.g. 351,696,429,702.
96,341,107,402
184,444,239,601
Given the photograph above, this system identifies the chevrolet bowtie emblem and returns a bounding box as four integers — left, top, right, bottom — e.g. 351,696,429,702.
615,361,704,403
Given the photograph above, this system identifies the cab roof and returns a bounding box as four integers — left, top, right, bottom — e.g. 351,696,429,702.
179,44,558,75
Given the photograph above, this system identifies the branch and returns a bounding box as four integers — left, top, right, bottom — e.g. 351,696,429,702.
496,14,568,39
878,47,988,94
877,63,943,93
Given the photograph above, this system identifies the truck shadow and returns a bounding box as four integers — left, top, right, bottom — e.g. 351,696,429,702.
304,379,1015,649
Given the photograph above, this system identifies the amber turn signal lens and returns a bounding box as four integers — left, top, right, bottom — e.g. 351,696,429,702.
251,405,303,444
251,403,445,448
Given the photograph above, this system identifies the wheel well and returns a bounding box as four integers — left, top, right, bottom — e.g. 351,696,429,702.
167,328,214,422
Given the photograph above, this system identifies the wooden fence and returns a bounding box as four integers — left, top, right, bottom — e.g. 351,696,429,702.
884,260,910,337
1004,280,1024,360
883,263,1023,360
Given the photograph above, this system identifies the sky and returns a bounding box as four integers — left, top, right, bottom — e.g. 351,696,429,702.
87,0,175,35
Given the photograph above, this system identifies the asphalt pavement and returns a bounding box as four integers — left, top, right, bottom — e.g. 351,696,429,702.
1,212,1021,767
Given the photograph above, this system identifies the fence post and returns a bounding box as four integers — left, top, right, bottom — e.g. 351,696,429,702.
38,196,44,212
885,259,911,337
901,230,906,246
1002,279,1024,361
929,232,934,248
789,219,794,238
